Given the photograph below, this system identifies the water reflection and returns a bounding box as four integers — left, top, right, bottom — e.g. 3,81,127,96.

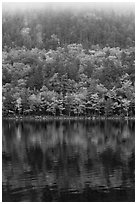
2,120,135,202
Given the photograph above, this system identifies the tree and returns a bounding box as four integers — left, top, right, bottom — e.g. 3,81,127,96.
64,93,74,116
29,93,41,114
121,99,130,117
15,97,22,115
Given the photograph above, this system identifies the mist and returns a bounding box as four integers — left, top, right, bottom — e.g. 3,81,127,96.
3,2,135,15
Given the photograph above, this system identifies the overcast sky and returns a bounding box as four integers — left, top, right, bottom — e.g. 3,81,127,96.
3,2,135,14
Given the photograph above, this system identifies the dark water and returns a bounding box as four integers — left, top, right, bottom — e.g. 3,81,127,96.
2,119,135,202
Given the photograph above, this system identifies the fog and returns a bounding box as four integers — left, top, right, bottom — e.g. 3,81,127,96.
3,2,135,14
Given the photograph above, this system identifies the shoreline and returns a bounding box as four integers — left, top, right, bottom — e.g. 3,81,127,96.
2,116,135,121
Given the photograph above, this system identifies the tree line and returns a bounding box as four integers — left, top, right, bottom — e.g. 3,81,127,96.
2,7,135,117
2,44,135,117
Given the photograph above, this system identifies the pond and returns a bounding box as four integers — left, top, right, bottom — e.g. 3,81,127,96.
2,119,135,202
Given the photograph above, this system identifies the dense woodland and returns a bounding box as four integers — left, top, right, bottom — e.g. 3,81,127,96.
2,6,135,117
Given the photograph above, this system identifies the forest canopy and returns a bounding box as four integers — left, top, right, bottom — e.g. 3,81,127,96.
2,3,135,117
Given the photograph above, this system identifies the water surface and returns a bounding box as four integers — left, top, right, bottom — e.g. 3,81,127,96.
2,119,135,202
